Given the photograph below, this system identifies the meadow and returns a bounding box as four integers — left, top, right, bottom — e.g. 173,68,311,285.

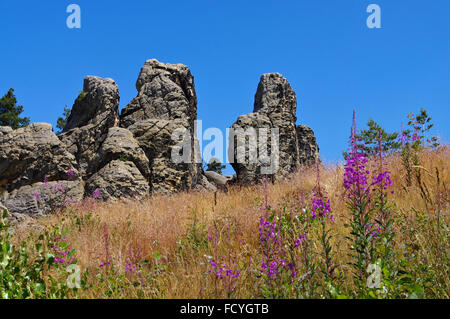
1,128,449,299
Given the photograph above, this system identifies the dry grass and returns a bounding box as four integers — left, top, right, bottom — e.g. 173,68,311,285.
11,146,450,298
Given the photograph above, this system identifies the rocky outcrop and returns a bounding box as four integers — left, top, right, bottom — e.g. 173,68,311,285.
95,127,150,182
1,181,84,215
0,123,81,192
120,59,212,194
57,76,154,201
85,160,150,201
0,123,84,215
296,125,320,166
0,60,321,216
228,73,319,185
0,60,218,215
59,76,120,177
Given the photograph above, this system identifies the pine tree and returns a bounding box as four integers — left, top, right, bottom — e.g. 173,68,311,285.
408,108,439,148
0,88,30,129
343,118,400,159
358,118,400,156
205,157,226,175
56,106,71,132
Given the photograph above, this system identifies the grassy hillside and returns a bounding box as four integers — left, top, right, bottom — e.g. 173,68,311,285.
3,144,448,299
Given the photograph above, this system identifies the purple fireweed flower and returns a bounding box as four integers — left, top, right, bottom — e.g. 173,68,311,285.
53,234,74,266
372,171,393,190
67,169,74,180
365,222,382,240
33,193,41,200
208,259,239,279
126,263,137,273
344,152,370,196
92,189,101,199
311,197,331,219
259,218,278,244
295,234,307,247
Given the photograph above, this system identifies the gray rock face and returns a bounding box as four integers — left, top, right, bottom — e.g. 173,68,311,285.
120,59,212,194
296,125,320,166
120,59,197,128
85,160,149,201
254,73,300,176
228,73,319,185
1,180,84,215
204,171,229,191
59,76,120,177
0,123,80,193
95,127,150,182
0,126,12,136
64,76,119,131
228,112,275,185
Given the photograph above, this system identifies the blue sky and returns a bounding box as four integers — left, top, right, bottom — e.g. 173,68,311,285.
1,1,449,175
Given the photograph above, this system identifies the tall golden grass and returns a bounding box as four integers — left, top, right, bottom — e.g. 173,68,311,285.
12,146,449,298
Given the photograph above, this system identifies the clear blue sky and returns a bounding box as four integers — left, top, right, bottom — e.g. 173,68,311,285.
1,1,449,175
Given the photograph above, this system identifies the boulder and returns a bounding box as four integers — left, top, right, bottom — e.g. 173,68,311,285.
0,123,80,193
254,73,300,176
204,171,229,191
0,126,12,136
85,160,149,201
96,127,150,182
1,180,84,215
64,76,119,131
228,112,275,185
228,73,319,185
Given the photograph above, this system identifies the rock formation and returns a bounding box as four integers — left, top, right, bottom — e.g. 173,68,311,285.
228,73,319,184
0,59,215,216
296,125,320,166
0,60,320,217
59,76,120,177
0,123,84,214
120,59,212,193
85,160,150,201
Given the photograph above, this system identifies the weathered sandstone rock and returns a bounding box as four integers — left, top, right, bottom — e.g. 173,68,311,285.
0,123,80,193
59,76,120,177
120,59,212,193
228,73,319,184
1,180,84,215
85,160,149,201
296,125,320,166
